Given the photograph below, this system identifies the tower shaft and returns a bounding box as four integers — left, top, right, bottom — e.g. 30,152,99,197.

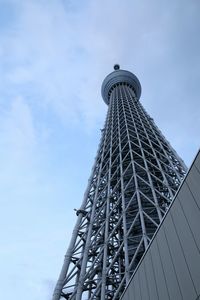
53,69,186,300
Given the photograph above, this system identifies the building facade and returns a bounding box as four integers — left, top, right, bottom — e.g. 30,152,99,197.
120,150,200,300
52,66,186,300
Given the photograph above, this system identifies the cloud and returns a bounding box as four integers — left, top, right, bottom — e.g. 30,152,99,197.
1,0,199,143
0,95,37,184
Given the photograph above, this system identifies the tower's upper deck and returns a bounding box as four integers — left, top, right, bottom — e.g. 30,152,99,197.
101,65,142,105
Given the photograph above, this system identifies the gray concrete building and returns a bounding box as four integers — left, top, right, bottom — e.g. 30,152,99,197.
121,150,200,300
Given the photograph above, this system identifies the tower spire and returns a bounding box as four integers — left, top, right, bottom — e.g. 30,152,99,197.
53,67,186,300
114,64,120,70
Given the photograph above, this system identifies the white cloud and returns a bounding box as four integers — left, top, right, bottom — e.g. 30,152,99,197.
1,0,199,146
0,95,37,181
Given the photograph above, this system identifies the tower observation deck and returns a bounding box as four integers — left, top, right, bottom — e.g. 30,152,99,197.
53,66,186,300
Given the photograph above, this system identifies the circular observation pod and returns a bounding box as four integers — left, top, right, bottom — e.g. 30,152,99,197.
101,67,141,105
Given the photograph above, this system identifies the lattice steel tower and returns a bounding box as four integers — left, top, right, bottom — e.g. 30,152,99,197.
53,65,186,300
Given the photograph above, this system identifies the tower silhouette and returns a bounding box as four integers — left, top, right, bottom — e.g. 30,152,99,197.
53,66,186,300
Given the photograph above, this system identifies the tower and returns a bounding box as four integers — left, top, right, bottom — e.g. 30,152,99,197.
53,66,186,300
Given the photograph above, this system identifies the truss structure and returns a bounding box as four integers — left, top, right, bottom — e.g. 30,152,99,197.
53,67,186,300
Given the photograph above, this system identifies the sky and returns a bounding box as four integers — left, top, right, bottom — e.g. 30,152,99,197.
0,0,199,299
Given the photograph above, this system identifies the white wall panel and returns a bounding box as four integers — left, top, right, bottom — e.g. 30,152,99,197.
165,212,197,300
194,153,200,172
150,240,170,299
133,272,142,300
144,253,159,300
138,265,150,300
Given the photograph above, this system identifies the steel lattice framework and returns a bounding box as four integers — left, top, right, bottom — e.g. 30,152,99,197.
53,66,186,300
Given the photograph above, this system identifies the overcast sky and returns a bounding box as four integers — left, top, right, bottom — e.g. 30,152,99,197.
0,1,199,299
